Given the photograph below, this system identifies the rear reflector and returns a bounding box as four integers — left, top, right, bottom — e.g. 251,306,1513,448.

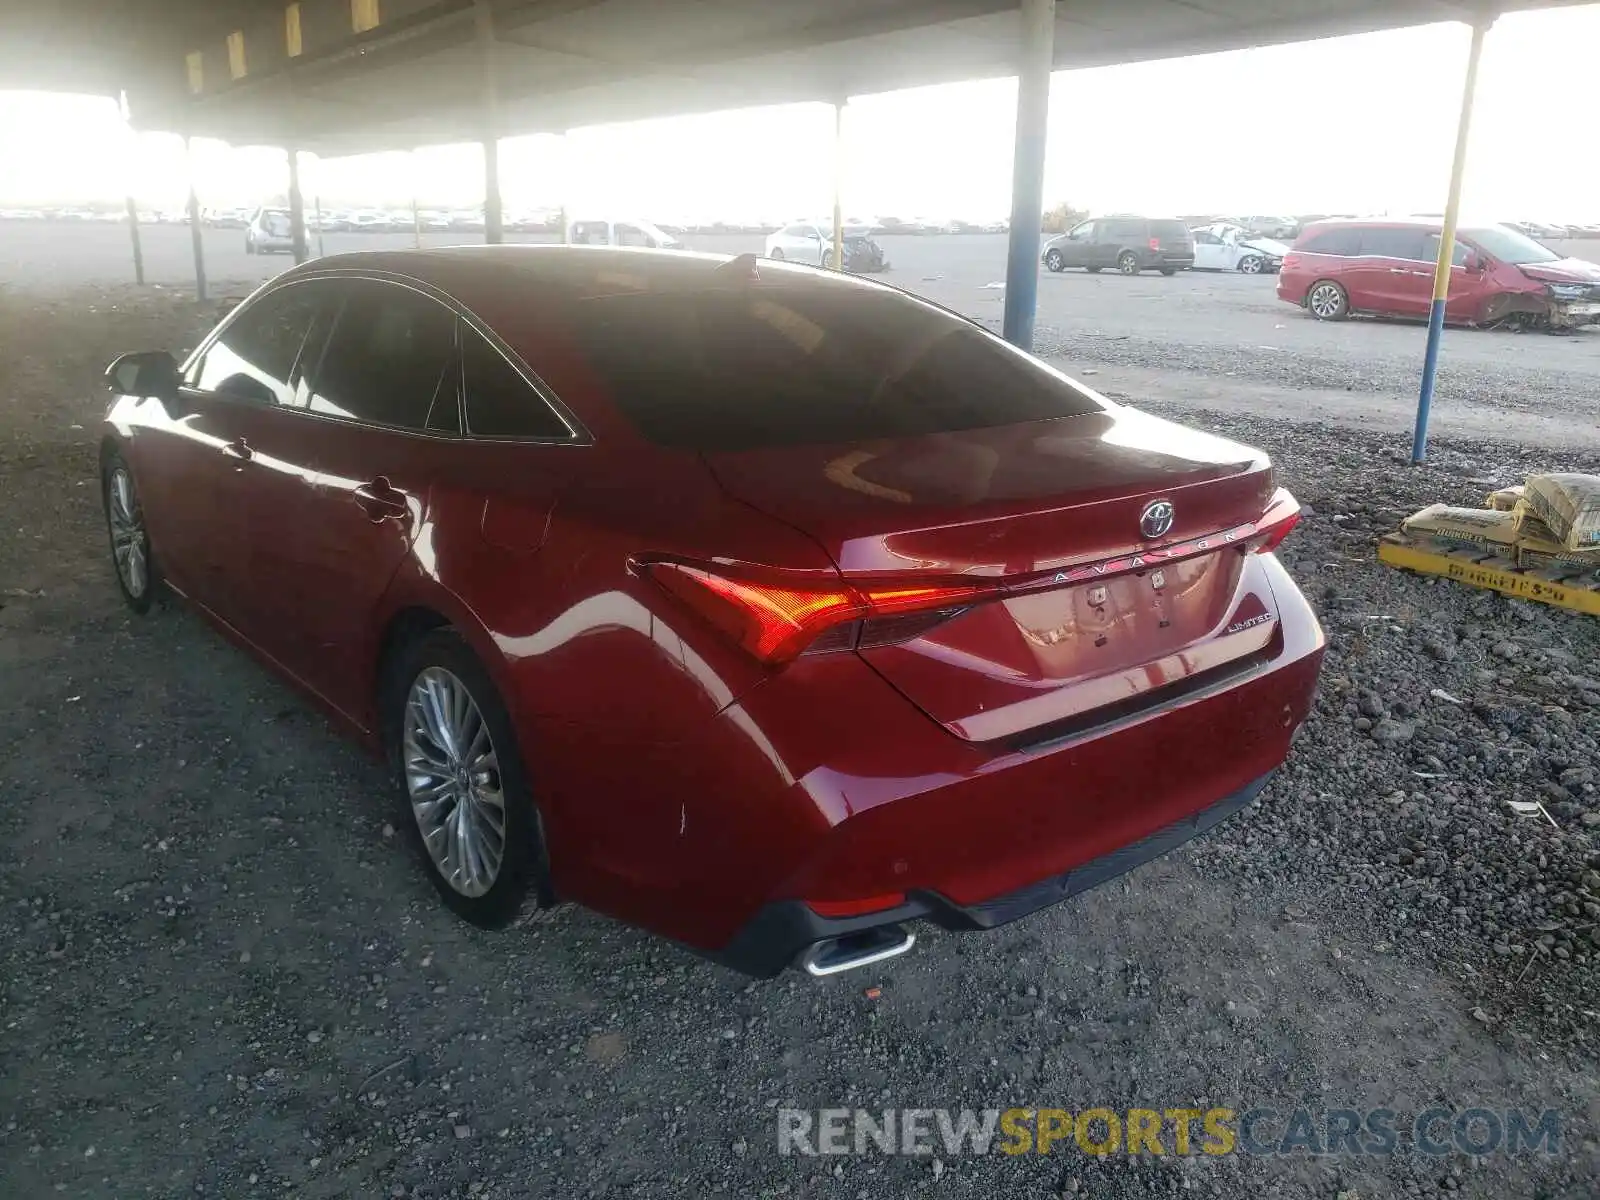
807,892,906,918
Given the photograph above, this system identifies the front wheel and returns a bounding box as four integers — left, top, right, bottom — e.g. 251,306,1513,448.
103,451,159,613
1306,279,1350,321
1238,255,1264,275
384,630,549,928
768,247,785,261
244,237,256,255
822,247,836,269
1117,252,1141,276
1044,248,1064,272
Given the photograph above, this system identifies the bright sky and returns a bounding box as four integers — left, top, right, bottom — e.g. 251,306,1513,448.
1,5,1597,223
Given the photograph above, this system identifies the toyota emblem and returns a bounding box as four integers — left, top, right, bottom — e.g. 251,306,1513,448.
1140,500,1175,540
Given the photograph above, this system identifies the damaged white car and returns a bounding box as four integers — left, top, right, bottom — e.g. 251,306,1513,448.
1190,224,1288,275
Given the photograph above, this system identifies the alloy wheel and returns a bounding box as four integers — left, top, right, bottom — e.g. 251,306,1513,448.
1118,252,1139,276
1308,282,1347,319
107,467,149,600
403,666,506,898
1239,255,1263,275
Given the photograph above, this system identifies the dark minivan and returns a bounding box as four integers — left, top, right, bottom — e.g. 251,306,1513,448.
1042,216,1195,276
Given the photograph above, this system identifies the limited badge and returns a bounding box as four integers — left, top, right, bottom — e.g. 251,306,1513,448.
1151,569,1166,590
1088,586,1108,606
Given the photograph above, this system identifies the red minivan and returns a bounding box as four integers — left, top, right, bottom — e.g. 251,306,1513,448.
1277,217,1600,330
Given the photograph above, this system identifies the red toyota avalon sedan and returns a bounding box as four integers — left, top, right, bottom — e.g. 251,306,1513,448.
100,248,1324,977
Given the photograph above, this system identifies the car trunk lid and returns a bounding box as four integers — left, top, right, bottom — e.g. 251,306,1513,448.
703,407,1286,741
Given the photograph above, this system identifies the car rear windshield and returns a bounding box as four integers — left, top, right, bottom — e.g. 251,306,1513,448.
568,285,1102,451
1462,225,1561,266
1150,220,1191,242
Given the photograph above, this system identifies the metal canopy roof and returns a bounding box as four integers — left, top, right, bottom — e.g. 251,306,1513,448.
0,0,1568,153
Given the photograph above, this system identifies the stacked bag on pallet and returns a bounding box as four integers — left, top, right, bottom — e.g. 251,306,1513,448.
1399,473,1600,579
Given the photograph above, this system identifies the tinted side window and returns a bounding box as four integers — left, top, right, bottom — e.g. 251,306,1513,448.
615,223,650,247
461,327,569,439
1358,227,1430,260
1070,221,1096,240
1103,219,1143,240
1299,228,1359,255
195,285,320,405
304,281,458,432
1150,220,1190,241
1423,234,1473,266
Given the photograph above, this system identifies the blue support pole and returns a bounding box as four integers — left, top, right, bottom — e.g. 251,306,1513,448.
1001,0,1056,350
1412,20,1490,464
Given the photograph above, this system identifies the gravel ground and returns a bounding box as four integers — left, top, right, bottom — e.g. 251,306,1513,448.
3,282,1600,1199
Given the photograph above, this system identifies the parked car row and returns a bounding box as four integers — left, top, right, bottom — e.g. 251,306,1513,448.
1277,217,1600,331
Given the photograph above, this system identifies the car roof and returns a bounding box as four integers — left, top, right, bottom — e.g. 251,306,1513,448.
273,244,883,307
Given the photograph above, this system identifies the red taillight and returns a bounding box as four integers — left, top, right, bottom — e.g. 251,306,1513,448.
642,561,989,665
1281,254,1301,269
1148,237,1161,251
1250,489,1301,553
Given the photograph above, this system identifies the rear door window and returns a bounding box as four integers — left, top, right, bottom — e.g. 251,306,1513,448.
1150,220,1190,242
1298,227,1360,255
1103,219,1143,240
302,280,459,432
194,283,321,406
460,326,570,439
567,285,1102,452
1357,227,1431,260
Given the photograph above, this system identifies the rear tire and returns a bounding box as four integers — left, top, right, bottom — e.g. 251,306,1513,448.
822,247,836,269
1044,248,1064,272
1117,251,1140,276
769,247,785,261
1159,267,1177,276
382,629,549,928
1306,279,1350,321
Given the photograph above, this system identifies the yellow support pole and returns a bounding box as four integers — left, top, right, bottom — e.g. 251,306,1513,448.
1411,19,1490,463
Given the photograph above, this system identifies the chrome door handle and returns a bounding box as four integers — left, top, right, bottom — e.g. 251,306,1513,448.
1388,268,1410,274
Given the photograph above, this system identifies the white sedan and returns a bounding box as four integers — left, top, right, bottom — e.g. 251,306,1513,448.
1190,224,1290,274
763,221,887,272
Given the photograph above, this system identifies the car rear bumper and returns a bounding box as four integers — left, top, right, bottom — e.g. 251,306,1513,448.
712,768,1275,977
690,553,1324,975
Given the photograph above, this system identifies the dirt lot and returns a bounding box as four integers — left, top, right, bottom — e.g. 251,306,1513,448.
3,254,1600,1198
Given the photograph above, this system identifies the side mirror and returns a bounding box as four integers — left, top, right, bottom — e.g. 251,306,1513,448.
1463,252,1484,272
105,351,180,402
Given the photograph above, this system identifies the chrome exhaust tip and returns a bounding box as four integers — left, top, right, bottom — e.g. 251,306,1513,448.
801,925,916,977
